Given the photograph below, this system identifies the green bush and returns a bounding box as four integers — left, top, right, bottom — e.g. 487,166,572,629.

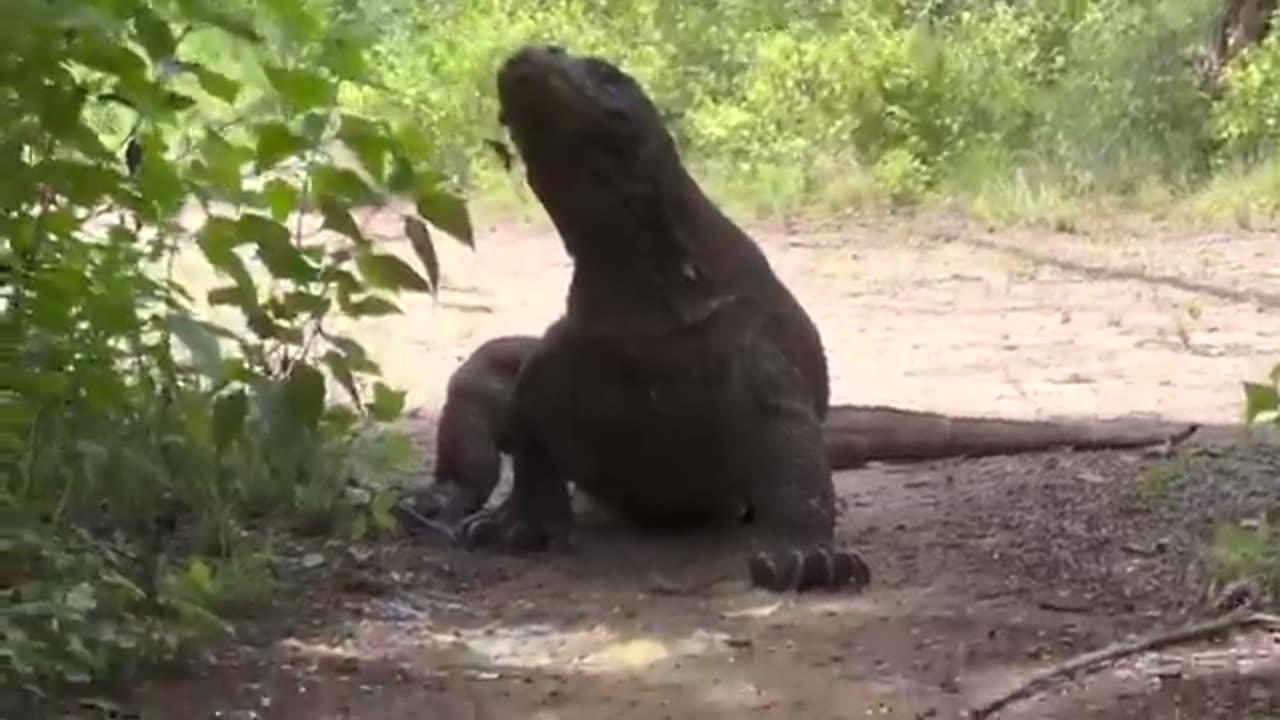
1208,522,1280,607
3,0,460,698
1213,18,1280,160
1244,363,1280,426
345,0,1272,215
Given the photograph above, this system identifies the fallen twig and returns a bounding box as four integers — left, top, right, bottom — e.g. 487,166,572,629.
395,501,459,543
968,610,1280,719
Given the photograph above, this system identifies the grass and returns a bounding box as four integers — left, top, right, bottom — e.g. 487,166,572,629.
1209,522,1280,605
455,109,1278,231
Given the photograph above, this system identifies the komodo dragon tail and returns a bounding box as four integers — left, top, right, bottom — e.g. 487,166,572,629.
823,405,1199,470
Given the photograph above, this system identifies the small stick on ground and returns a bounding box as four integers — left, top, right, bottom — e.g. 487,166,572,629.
968,610,1280,719
395,502,459,543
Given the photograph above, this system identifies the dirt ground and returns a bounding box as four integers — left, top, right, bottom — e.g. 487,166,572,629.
78,211,1280,718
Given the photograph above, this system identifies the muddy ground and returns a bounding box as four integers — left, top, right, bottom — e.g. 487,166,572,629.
62,212,1280,718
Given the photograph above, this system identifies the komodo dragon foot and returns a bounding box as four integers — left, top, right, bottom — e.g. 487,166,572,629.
748,547,872,593
459,503,558,550
457,462,573,552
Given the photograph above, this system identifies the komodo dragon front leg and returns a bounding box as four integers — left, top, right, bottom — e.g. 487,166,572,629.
732,340,871,591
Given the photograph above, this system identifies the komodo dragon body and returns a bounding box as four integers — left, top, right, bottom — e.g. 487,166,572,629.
403,336,1196,532
401,46,1195,592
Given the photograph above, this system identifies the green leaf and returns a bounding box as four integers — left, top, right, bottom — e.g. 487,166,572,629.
171,597,234,636
197,215,241,247
36,159,122,207
253,122,309,172
263,65,334,112
368,382,405,421
240,214,318,282
65,583,96,613
197,131,246,195
394,124,434,159
404,216,439,294
100,573,146,601
175,0,263,42
168,312,224,378
283,362,326,430
213,389,248,450
185,557,214,592
165,91,198,112
19,371,72,399
370,489,399,532
1243,382,1280,425
199,219,259,308
259,0,321,41
355,250,431,292
325,405,360,434
321,36,378,85
134,6,177,62
343,295,401,317
277,290,330,318
415,182,473,247
336,114,389,180
260,179,299,221
74,35,148,86
312,164,374,204
350,512,368,541
320,199,364,244
134,136,187,217
246,310,301,343
386,154,415,194
191,65,240,104
322,350,361,406
300,110,330,141
329,335,379,373
30,78,88,140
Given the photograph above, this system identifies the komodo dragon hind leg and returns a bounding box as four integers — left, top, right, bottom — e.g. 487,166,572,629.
397,335,540,536
457,331,575,553
396,397,505,536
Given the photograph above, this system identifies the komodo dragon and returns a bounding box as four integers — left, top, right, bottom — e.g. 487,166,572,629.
401,335,1196,531
402,45,1195,593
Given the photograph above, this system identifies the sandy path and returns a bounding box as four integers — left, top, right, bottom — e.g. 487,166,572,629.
129,211,1280,720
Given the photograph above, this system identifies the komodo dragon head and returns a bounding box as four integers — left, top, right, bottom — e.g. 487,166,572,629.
496,44,690,267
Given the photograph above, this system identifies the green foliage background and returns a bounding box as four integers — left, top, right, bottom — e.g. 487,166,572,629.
350,0,1279,218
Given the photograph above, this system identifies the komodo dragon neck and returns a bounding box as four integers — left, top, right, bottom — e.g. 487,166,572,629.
497,44,831,412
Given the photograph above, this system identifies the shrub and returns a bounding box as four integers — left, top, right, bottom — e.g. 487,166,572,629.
3,0,461,697
346,0,1263,214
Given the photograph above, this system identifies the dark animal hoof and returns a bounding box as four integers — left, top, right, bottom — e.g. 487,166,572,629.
747,547,871,593
395,482,479,535
459,505,555,551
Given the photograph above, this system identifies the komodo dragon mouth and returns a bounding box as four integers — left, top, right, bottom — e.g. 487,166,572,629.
497,44,656,141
